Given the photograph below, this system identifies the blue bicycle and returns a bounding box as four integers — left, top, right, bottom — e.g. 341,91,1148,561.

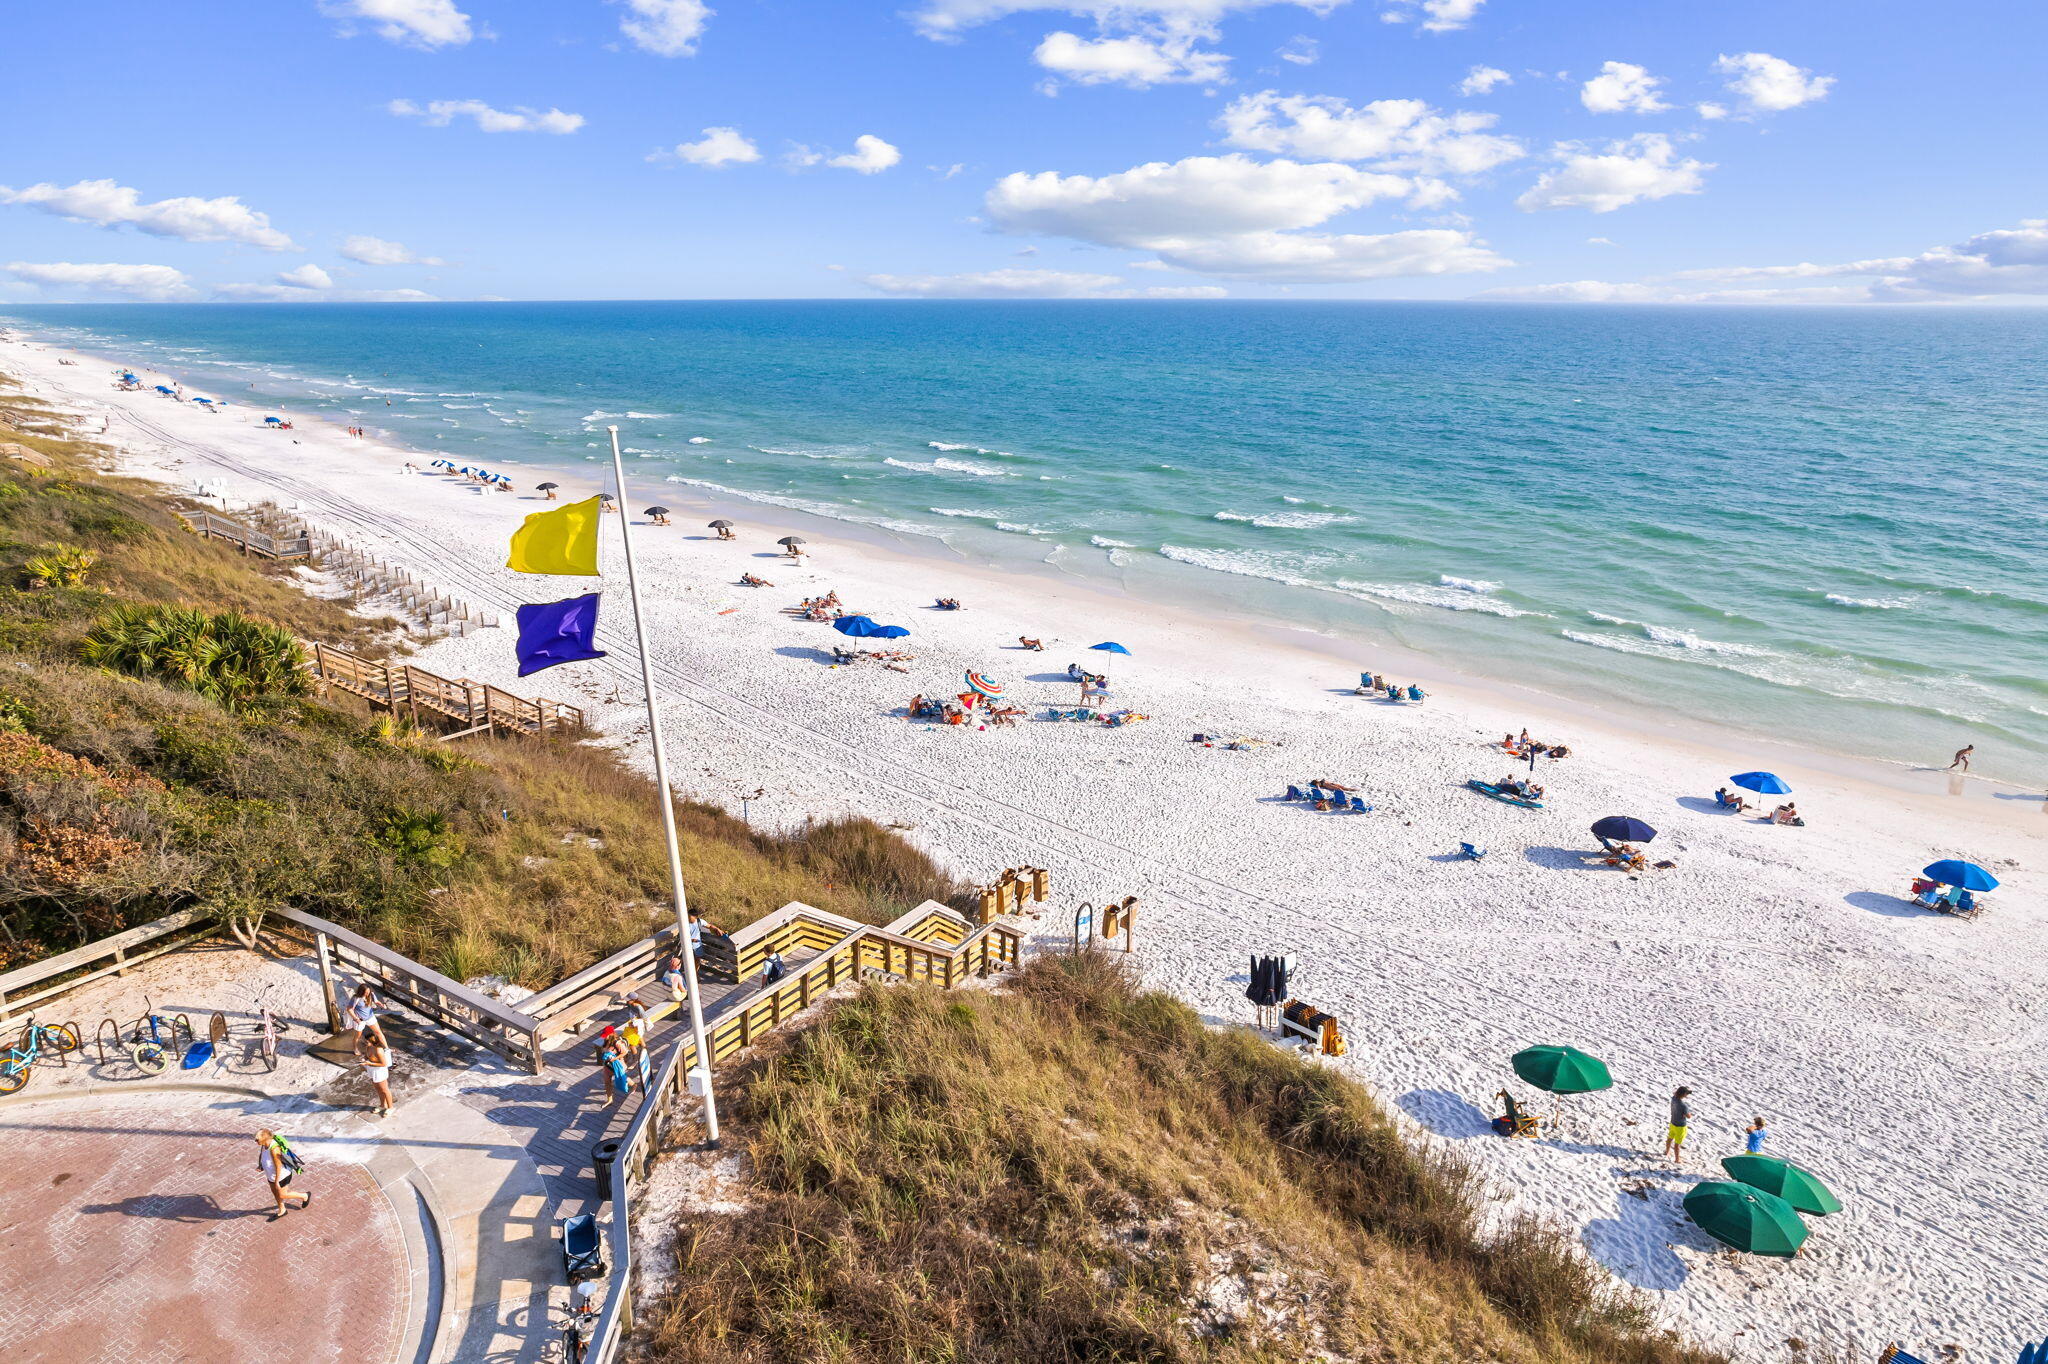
0,1017,81,1094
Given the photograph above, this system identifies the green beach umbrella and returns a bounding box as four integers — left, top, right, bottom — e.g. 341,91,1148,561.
1510,1045,1614,1094
1683,1180,1808,1257
1720,1155,1843,1216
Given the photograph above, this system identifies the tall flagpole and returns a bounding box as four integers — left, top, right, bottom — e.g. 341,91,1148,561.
607,425,720,1147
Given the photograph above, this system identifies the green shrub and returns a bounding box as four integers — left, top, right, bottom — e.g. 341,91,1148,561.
82,604,309,712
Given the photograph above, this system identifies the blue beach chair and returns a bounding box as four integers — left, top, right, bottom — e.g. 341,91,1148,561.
1458,842,1487,860
1285,785,1307,801
1349,795,1372,813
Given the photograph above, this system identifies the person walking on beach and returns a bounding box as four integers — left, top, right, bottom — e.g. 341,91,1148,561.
346,983,386,1045
1743,1115,1769,1155
356,1029,395,1117
255,1129,310,1220
1949,744,1974,772
1663,1087,1694,1166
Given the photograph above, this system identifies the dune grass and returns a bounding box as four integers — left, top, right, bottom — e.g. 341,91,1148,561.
0,377,968,979
640,951,1725,1364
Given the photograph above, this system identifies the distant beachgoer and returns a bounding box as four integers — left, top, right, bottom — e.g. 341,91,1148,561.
1744,1116,1768,1154
599,1038,631,1103
347,984,386,1045
1518,728,1530,748
255,1129,310,1219
1663,1087,1693,1165
1019,636,1043,651
762,950,786,985
1949,745,1974,771
659,953,687,1003
356,1031,395,1116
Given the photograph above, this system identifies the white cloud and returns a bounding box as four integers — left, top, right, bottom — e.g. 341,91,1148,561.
1515,134,1709,213
933,163,967,179
909,1,1346,42
321,0,473,48
0,178,297,251
1587,236,1614,245
1143,285,1229,297
5,260,195,301
1278,35,1319,65
655,126,761,167
1218,91,1523,175
388,99,585,135
1696,102,1728,120
616,0,712,56
339,234,444,266
277,264,334,290
1579,61,1668,114
828,135,902,174
862,268,1132,297
1713,52,1833,115
1033,30,1228,86
1472,279,1872,304
1381,0,1483,33
1664,220,2048,302
216,282,440,302
985,153,1508,280
1458,65,1510,96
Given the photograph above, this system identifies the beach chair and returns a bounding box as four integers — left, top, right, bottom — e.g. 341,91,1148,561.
1458,842,1487,860
1348,795,1372,813
1877,1346,1931,1364
1284,785,1307,801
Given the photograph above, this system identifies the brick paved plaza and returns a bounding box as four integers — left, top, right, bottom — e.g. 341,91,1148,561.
0,1098,410,1364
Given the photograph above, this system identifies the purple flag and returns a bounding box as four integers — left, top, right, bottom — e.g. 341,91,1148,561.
515,593,607,676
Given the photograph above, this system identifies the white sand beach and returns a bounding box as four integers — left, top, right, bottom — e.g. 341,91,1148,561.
10,334,2047,1360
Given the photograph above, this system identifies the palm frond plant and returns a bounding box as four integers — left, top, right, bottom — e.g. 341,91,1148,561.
83,605,309,713
22,545,100,589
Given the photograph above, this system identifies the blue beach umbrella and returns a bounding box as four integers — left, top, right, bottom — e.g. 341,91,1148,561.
833,615,909,639
1731,771,1791,795
1591,816,1657,843
1090,641,1132,656
1921,860,1998,892
264,415,284,425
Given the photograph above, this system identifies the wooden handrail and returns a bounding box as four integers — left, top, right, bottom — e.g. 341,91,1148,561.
305,640,585,737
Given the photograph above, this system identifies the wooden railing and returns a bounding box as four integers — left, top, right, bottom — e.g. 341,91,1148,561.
180,508,312,560
306,641,585,739
578,904,1024,1364
0,908,213,1025
265,907,550,1073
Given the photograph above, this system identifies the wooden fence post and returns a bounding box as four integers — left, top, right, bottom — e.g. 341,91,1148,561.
314,932,343,1032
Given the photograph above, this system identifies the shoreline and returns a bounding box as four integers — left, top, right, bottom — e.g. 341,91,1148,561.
6,327,2038,826
8,331,2048,1357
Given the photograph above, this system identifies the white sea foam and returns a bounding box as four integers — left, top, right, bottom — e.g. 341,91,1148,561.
1827,593,1915,610
1090,535,1137,549
660,475,936,539
625,411,674,419
1587,611,1634,626
1641,624,1770,656
884,456,1014,478
1439,574,1502,594
581,410,622,421
1342,581,1540,618
928,507,1001,520
442,403,482,409
1214,510,1357,529
688,436,712,444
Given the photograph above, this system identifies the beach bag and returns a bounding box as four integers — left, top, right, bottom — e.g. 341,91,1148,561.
1320,1019,1346,1057
273,1136,305,1174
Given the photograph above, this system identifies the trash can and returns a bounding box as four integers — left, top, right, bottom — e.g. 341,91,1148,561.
592,1139,621,1202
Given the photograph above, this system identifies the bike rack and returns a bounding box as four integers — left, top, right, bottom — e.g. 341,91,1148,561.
96,1017,120,1065
56,1020,80,1066
171,1014,195,1050
208,1012,229,1045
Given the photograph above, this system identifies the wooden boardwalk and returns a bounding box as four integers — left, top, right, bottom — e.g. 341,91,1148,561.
307,641,586,739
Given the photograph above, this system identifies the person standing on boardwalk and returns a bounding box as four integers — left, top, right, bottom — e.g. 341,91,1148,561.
659,953,688,1004
357,1029,395,1117
1949,744,1974,771
598,1037,632,1104
255,1129,310,1219
620,1013,651,1093
1663,1087,1694,1166
347,984,386,1046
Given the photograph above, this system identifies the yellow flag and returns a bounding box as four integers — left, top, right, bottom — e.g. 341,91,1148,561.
508,496,602,575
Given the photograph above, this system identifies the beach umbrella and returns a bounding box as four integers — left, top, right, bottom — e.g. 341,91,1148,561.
643,506,670,517
1510,1045,1613,1094
536,481,557,490
263,415,283,424
708,519,733,529
1720,1155,1843,1216
964,670,1004,697
1591,816,1657,843
1683,1181,1808,1257
874,624,910,639
1921,859,1998,892
778,536,806,547
1731,771,1791,795
1090,641,1132,656
833,615,888,638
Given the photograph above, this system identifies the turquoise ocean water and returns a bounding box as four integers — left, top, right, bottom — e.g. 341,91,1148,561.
8,301,2046,782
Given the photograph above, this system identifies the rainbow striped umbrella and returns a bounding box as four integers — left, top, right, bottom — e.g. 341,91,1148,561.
964,670,1004,697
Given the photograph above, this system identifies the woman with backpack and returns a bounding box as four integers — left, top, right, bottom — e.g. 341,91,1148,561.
255,1128,311,1219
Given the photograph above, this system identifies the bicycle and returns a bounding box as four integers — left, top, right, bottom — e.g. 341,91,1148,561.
128,997,190,1075
556,1281,600,1363
0,1017,82,1094
248,984,293,1072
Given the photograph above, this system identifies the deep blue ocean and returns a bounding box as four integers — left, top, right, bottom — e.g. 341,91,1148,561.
9,300,2046,781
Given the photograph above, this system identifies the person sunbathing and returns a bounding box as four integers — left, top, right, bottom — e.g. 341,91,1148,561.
1018,636,1044,651
935,597,962,610
1716,786,1750,812
740,573,771,587
1770,802,1805,827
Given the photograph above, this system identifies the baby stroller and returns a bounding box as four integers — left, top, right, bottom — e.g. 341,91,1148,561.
559,1211,607,1285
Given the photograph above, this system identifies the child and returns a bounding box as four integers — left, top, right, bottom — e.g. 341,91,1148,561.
1744,1115,1769,1155
1663,1086,1694,1165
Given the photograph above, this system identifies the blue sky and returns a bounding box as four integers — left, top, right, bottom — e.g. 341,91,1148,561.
4,0,2046,303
